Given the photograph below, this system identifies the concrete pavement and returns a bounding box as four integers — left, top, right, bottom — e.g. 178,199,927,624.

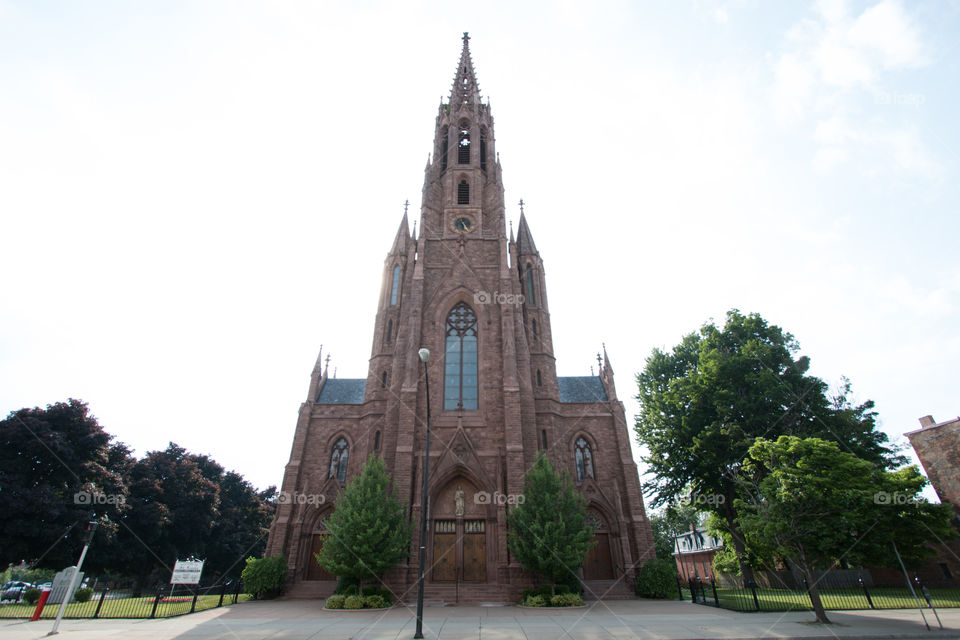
1,599,958,640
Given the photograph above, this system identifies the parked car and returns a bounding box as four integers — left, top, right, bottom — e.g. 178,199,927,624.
1,582,33,602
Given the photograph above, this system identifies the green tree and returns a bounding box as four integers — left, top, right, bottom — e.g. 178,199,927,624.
736,436,956,624
506,453,595,596
635,310,903,583
650,501,700,560
107,443,220,586
207,474,277,578
316,454,411,591
0,400,127,569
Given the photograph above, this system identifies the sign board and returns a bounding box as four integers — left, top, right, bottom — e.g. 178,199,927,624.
48,567,84,605
170,559,205,585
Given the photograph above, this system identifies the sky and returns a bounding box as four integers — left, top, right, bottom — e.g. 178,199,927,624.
1,0,958,502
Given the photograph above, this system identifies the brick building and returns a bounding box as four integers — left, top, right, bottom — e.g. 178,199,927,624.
673,528,723,583
907,414,960,517
265,34,655,602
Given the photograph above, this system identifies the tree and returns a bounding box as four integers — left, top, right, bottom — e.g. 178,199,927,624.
0,399,127,569
650,501,700,560
736,436,956,624
635,310,903,583
106,443,220,585
506,453,595,596
316,454,411,591
206,474,277,579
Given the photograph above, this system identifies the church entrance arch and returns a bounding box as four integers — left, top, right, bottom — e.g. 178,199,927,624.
304,512,336,581
583,509,615,580
430,477,488,584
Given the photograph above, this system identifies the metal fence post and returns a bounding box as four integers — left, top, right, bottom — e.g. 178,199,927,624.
859,577,874,609
234,580,242,604
150,589,163,619
748,580,760,611
93,588,108,619
218,581,227,607
190,585,199,613
711,579,719,607
688,578,697,603
676,577,683,600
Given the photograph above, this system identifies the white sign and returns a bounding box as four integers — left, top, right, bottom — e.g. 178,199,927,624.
170,559,205,585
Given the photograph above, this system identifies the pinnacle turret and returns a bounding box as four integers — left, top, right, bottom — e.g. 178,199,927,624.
516,211,538,256
449,32,482,110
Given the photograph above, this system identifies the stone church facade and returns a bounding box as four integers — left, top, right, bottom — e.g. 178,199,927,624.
265,34,654,603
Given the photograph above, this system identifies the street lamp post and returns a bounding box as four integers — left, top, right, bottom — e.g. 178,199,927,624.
414,347,431,639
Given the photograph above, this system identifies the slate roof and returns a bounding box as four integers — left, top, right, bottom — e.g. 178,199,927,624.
316,378,366,404
557,376,608,403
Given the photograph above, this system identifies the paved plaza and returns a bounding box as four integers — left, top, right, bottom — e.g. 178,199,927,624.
2,599,959,640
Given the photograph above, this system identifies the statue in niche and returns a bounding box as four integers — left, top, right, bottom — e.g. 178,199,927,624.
455,484,465,517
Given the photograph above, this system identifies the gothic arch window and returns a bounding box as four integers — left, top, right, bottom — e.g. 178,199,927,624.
381,371,387,388
374,431,381,452
536,370,542,387
329,437,349,484
575,436,595,482
390,265,400,305
444,302,478,410
525,264,536,305
386,319,393,345
541,429,548,450
531,319,538,341
457,180,469,205
458,122,470,164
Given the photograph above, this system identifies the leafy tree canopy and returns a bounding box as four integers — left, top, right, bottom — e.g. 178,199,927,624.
317,454,411,590
736,435,956,623
506,453,595,595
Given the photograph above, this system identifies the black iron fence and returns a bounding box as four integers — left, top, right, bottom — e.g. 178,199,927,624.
0,579,247,619
678,575,960,612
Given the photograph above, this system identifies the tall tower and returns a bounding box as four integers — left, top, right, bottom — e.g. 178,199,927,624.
266,34,654,603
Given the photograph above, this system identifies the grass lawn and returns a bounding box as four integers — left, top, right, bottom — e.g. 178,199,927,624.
0,593,252,619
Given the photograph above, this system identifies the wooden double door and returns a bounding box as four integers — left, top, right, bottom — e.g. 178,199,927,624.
306,533,336,580
432,519,486,582
583,532,615,580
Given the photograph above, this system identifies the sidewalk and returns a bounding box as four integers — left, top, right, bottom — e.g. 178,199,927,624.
2,599,958,640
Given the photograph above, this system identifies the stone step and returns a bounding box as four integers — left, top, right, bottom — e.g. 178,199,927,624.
581,579,636,600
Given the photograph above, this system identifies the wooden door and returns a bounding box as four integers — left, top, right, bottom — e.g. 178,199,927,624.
306,534,335,580
432,520,457,582
583,533,614,580
462,520,486,582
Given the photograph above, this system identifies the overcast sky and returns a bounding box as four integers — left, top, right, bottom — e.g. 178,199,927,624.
2,1,957,502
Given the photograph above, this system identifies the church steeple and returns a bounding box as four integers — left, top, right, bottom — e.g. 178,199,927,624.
449,32,482,110
423,34,503,239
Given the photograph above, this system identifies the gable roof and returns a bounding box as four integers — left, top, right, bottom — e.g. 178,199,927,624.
557,376,607,403
316,378,366,404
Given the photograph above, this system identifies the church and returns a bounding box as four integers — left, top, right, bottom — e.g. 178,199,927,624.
265,34,655,603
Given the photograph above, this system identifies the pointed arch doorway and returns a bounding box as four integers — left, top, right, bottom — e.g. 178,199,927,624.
431,478,488,585
583,509,615,580
305,513,336,581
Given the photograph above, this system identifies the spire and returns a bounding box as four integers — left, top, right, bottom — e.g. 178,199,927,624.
516,211,538,255
603,343,613,375
312,345,324,374
390,206,410,255
449,32,482,110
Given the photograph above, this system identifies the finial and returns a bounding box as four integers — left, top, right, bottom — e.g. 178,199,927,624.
518,198,525,215
324,353,331,375
404,199,410,215
463,32,470,45
597,352,603,370
590,365,594,376
509,220,513,234
333,367,337,379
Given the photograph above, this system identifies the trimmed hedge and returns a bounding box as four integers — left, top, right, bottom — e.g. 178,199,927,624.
636,558,678,599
